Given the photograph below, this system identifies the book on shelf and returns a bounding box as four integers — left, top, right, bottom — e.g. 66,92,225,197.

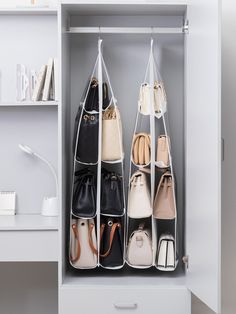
32,57,58,102
32,64,47,101
42,58,53,101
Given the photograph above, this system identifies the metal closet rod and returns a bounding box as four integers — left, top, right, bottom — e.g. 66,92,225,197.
68,26,188,34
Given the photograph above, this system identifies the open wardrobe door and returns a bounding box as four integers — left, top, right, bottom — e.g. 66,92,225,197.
185,0,221,313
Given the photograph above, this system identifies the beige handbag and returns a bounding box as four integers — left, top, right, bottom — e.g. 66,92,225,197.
128,170,152,218
156,135,170,168
127,224,153,267
70,218,98,269
138,81,167,117
154,81,167,118
102,105,123,161
132,133,151,166
153,171,176,219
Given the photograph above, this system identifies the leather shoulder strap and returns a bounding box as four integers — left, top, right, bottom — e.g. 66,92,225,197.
100,223,121,258
70,223,81,263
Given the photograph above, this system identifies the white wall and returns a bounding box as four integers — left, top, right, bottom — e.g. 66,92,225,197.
0,0,57,6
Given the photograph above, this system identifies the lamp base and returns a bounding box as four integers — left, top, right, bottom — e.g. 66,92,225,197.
41,197,58,216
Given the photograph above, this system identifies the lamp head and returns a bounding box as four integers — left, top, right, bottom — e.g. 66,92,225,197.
19,144,35,156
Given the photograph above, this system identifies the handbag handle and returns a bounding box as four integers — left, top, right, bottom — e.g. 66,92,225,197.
70,222,97,263
100,222,121,258
70,223,81,263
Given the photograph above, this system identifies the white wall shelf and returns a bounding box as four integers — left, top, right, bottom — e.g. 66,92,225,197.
0,214,58,231
0,7,57,15
0,101,58,107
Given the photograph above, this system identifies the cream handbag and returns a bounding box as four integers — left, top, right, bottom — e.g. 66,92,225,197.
131,133,151,166
138,81,167,118
153,171,176,219
70,218,98,269
156,135,170,168
127,224,153,267
128,170,152,218
102,105,123,161
156,234,175,271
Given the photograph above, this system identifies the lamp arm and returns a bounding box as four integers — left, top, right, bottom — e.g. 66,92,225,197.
34,153,58,197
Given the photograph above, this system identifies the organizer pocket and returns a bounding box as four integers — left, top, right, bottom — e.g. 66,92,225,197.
69,218,98,269
100,217,124,268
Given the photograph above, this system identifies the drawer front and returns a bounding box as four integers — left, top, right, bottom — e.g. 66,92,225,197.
0,230,58,261
60,286,190,314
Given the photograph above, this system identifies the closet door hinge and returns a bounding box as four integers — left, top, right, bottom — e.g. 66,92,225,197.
221,138,225,162
182,255,189,269
183,20,189,34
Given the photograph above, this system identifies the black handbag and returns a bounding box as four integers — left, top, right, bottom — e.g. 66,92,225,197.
101,169,124,216
76,110,99,163
84,77,110,112
100,217,124,268
72,169,97,218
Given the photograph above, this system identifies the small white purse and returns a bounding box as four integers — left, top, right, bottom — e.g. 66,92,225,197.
128,171,152,218
156,234,175,271
102,105,124,161
138,81,167,118
70,218,98,269
127,224,153,267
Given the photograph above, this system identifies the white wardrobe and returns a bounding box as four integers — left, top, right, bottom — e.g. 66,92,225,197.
60,1,221,314
0,1,221,314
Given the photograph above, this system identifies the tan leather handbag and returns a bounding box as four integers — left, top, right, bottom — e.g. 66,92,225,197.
138,81,167,117
70,218,98,269
128,170,152,218
132,133,151,166
102,105,123,161
127,224,153,267
153,171,176,219
156,135,170,168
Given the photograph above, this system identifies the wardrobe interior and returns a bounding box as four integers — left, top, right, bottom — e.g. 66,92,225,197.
61,4,186,281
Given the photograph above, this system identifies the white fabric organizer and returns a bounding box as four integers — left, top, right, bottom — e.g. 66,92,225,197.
126,39,178,270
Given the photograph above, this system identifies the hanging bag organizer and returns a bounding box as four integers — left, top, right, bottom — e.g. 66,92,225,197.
126,39,178,271
69,39,126,270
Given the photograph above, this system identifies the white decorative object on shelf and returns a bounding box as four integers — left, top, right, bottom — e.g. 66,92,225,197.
19,144,58,216
29,69,38,100
0,191,16,216
16,64,29,101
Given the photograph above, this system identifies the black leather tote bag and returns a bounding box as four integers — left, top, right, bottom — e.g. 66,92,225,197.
76,110,99,164
72,169,97,218
100,217,124,268
84,78,110,112
101,169,124,216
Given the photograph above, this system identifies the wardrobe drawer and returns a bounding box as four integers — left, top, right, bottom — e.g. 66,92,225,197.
0,230,58,261
60,286,190,314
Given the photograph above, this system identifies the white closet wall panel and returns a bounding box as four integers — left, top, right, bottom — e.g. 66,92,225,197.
185,0,221,312
0,15,57,103
0,107,58,214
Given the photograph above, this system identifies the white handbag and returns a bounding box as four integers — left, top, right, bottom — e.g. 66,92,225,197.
156,234,175,271
127,224,153,267
70,218,98,269
102,105,124,161
138,81,167,118
128,171,152,218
